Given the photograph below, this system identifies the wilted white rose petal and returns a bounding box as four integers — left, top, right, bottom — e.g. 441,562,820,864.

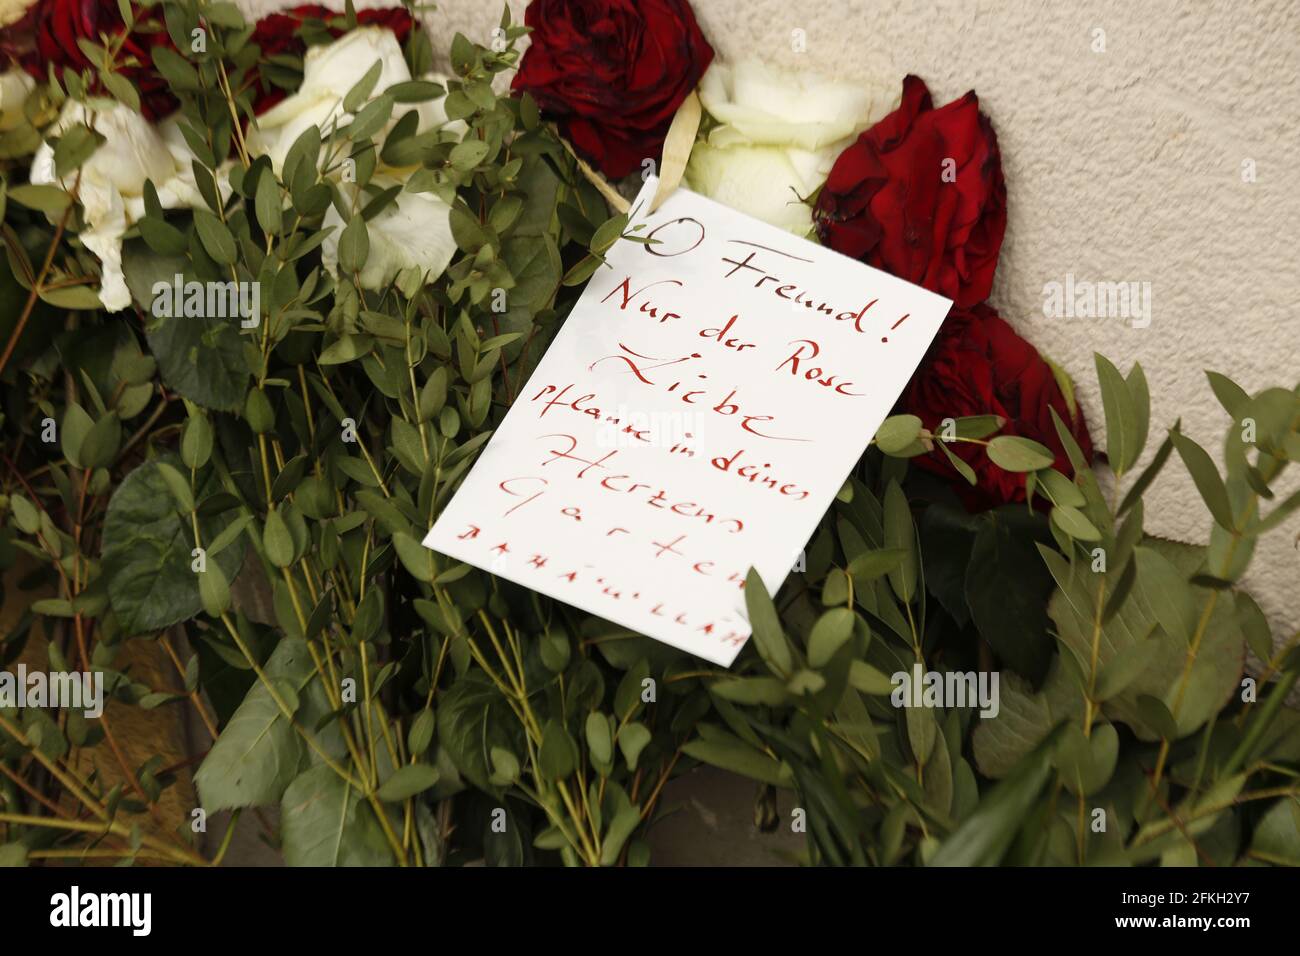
0,68,34,131
248,27,414,173
686,141,823,236
698,59,889,151
688,59,898,234
322,180,455,290
29,101,213,311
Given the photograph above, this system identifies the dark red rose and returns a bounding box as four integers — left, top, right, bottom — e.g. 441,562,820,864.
815,75,1007,309
512,0,713,179
249,4,415,114
11,0,178,120
903,305,1092,509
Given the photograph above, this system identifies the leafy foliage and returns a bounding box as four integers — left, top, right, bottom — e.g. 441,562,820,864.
0,1,1296,870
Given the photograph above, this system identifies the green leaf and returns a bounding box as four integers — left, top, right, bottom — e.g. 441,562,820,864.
1170,430,1235,531
181,414,213,469
1247,797,1300,866
489,747,520,786
449,139,491,170
1054,722,1118,796
40,285,103,309
1043,538,1242,741
874,415,923,454
343,59,383,113
1136,693,1179,740
743,568,793,677
53,123,103,177
1118,427,1175,515
1093,634,1161,701
155,461,194,513
1037,468,1086,508
1206,370,1250,420
972,661,1082,778
100,70,140,112
126,246,250,411
883,481,917,603
7,183,71,213
987,435,1055,472
8,494,39,534
255,170,282,236
848,660,895,695
60,403,94,467
436,675,521,795
682,735,789,787
937,440,977,484
195,640,321,811
198,559,231,617
951,414,1005,439
407,708,435,757
710,676,791,706
1133,546,1196,643
598,783,640,866
1050,503,1101,541
393,532,435,583
618,722,652,771
376,763,440,802
1235,591,1273,662
1095,353,1137,474
338,215,369,274
846,548,906,582
585,712,613,766
344,94,393,141
281,765,394,866
807,608,855,667
931,727,1062,866
538,719,577,779
77,411,120,469
102,456,242,634
501,234,561,311
1126,362,1150,462
263,508,295,568
192,209,237,265
906,704,937,766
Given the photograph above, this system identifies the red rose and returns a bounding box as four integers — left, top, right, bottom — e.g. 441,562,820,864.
12,0,178,120
815,75,1007,309
512,0,713,179
249,4,415,114
903,305,1092,509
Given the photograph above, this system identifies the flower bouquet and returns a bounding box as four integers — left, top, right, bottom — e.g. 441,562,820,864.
0,0,1295,875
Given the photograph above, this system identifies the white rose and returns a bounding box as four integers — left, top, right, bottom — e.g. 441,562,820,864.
248,27,456,173
30,101,214,311
0,69,34,131
322,179,454,291
686,60,897,235
251,28,459,288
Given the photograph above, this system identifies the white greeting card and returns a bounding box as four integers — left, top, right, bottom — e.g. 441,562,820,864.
423,180,951,665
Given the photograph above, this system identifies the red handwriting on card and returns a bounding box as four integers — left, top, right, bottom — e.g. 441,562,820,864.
495,435,747,532
700,314,757,353
600,276,684,324
776,339,864,396
586,344,808,443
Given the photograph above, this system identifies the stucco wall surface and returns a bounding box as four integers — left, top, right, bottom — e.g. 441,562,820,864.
238,0,1300,647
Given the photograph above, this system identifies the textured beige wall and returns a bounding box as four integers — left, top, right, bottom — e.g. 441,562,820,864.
238,0,1300,646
